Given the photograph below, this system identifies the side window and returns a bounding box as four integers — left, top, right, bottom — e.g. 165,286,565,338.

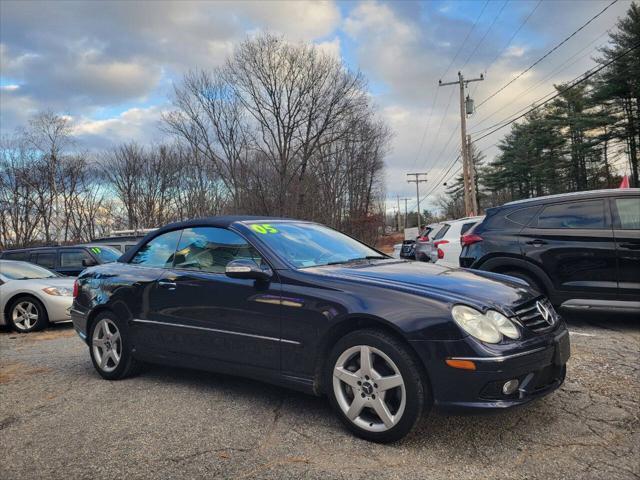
2,251,28,261
173,227,261,273
130,230,182,268
60,249,92,268
35,252,56,269
614,197,640,230
537,200,606,229
433,225,450,241
505,205,541,226
460,222,477,235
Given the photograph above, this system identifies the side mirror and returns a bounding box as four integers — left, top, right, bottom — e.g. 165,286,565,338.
82,258,98,267
225,259,272,282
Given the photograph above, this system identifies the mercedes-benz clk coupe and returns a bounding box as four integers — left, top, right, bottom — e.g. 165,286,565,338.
71,217,570,442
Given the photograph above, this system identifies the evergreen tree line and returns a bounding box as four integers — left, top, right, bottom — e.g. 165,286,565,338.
441,2,639,218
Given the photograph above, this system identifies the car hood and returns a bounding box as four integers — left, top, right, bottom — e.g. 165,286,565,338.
13,277,75,289
306,260,536,313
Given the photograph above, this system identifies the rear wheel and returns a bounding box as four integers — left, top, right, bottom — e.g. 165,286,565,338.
326,329,428,443
89,312,141,380
8,296,48,333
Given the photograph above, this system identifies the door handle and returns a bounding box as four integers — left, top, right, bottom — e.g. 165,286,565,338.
526,239,547,246
619,242,640,250
158,280,177,290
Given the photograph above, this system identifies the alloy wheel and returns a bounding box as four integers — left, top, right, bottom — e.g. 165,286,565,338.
332,345,406,432
12,301,39,331
92,318,122,373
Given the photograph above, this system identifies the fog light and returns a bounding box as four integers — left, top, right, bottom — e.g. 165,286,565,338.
502,379,519,395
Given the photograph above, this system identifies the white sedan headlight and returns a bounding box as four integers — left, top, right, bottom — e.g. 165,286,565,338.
42,286,73,297
451,305,520,343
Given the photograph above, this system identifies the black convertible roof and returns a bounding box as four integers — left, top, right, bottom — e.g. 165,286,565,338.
158,215,292,231
118,215,296,263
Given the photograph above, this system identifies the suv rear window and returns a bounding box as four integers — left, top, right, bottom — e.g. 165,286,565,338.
505,205,541,226
432,225,450,240
536,200,606,229
2,251,29,261
460,222,477,235
615,197,640,230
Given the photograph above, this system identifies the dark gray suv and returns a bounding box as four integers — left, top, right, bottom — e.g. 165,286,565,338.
460,189,640,313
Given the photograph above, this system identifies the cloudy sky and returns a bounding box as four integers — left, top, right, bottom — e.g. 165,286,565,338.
0,0,632,212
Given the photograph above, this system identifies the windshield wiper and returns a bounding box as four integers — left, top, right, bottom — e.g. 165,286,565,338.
325,256,387,265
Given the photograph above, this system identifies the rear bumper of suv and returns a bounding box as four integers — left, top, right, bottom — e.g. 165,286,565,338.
410,327,570,412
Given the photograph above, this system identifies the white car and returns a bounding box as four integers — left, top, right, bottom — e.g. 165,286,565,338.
0,260,75,332
428,216,485,268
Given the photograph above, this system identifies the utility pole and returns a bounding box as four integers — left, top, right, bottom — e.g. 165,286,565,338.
406,173,428,229
467,135,478,215
402,198,410,228
439,71,483,216
396,195,401,231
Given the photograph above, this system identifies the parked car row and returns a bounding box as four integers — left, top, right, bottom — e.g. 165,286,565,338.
0,244,122,276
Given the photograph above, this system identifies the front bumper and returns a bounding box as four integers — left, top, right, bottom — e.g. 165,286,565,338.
70,304,90,342
44,295,73,323
410,327,570,412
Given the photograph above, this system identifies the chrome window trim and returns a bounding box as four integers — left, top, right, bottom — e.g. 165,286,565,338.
131,318,301,345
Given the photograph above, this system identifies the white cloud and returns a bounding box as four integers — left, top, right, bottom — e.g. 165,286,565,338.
315,37,341,59
73,105,167,150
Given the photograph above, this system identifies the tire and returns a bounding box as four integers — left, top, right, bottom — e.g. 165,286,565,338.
88,311,141,380
8,296,49,333
325,329,428,443
502,269,545,294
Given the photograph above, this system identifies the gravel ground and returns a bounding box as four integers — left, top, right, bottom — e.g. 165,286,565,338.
0,313,638,480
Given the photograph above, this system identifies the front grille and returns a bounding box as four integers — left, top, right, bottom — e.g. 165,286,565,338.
513,297,557,333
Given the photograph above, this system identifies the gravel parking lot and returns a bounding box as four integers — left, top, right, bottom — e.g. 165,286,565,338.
1,314,638,480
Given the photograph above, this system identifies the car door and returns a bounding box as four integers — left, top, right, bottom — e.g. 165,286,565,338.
58,248,95,276
520,198,617,299
611,196,640,301
149,226,282,371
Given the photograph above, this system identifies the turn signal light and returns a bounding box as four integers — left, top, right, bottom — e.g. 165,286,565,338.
445,359,476,371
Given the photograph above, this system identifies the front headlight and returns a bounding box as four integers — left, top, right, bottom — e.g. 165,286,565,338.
42,286,73,296
451,305,520,343
485,309,520,339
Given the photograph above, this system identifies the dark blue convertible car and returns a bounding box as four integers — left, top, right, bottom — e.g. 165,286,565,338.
71,216,570,442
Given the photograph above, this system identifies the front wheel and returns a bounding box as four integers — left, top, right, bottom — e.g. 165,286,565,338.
89,312,141,380
9,296,48,332
326,329,429,443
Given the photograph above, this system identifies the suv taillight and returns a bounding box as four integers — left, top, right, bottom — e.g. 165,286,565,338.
434,240,449,259
461,233,483,247
73,280,79,298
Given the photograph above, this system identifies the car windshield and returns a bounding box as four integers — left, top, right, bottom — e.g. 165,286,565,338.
87,246,121,263
0,261,58,280
246,222,387,268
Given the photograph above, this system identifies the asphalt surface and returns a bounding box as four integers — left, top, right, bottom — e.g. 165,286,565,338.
1,313,638,480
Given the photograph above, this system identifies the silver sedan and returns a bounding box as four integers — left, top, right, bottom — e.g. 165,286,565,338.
0,260,75,332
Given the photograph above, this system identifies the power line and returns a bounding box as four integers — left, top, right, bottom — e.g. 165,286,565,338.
483,0,542,73
472,42,639,144
476,0,619,109
470,27,613,132
441,0,490,80
410,0,490,170
460,0,510,70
